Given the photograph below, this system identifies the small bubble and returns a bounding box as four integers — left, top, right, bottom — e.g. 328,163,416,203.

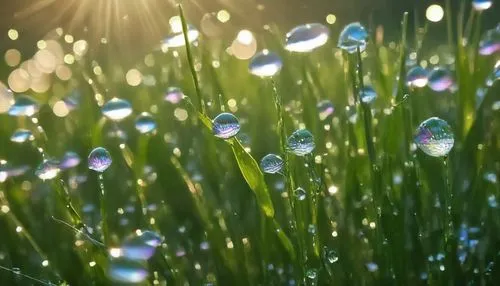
359,85,377,104
414,117,454,157
164,87,184,104
406,66,428,88
135,112,157,134
88,147,112,172
212,113,240,139
287,129,315,156
294,187,306,201
338,22,368,54
260,154,284,174
317,100,334,121
101,98,133,121
10,129,34,143
285,23,329,53
8,95,39,117
427,67,454,92
108,258,148,283
35,159,61,181
248,50,283,77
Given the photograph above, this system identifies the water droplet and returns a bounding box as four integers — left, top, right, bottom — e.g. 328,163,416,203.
63,89,81,111
10,129,34,143
366,262,379,272
306,268,318,279
414,117,454,157
163,24,199,48
479,25,500,56
472,0,492,11
325,249,339,263
488,195,498,208
59,151,81,170
406,66,428,88
260,154,284,174
88,147,112,172
135,112,157,134
101,98,133,121
359,85,377,103
212,113,240,139
307,224,317,234
294,187,306,201
338,22,368,54
486,61,500,87
248,50,283,77
164,87,184,104
285,23,329,53
108,258,148,283
8,95,39,117
317,100,334,121
121,230,163,260
35,159,61,180
287,129,315,156
428,67,454,92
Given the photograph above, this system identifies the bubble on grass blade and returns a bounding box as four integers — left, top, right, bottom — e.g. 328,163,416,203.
121,230,163,260
162,24,199,48
10,129,34,143
406,66,429,88
260,154,284,174
359,85,377,103
135,112,157,134
472,0,493,11
88,147,112,172
479,25,500,56
317,100,334,121
35,159,61,180
287,129,315,156
428,67,454,92
294,187,307,201
285,23,329,53
212,112,240,139
338,22,368,54
248,50,283,77
8,95,39,117
164,87,184,104
101,98,132,121
414,117,454,157
108,258,148,283
59,151,81,170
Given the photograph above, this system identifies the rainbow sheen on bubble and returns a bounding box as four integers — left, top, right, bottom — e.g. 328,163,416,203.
338,22,368,54
88,147,112,172
287,129,315,156
212,113,240,139
414,117,454,157
260,154,284,174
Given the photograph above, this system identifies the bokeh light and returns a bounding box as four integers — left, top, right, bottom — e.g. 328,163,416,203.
426,4,444,23
5,49,21,67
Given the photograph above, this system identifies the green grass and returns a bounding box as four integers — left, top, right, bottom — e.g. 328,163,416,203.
1,3,500,285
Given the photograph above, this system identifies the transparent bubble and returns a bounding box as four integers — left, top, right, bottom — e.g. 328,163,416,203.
248,50,283,77
359,85,377,103
317,100,334,121
135,112,157,134
10,129,34,143
260,154,284,174
163,24,199,48
35,159,61,180
414,117,454,157
472,0,493,11
101,98,133,121
406,66,428,88
108,258,148,283
8,95,39,117
479,24,500,56
427,67,454,92
285,23,329,53
59,151,81,170
88,147,112,172
212,113,240,139
338,22,368,54
121,230,163,260
164,87,184,104
294,187,306,201
287,129,315,156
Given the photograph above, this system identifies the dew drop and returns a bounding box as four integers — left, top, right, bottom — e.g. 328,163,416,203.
406,66,428,88
285,23,329,53
260,154,284,174
101,98,133,121
479,25,500,56
88,147,112,172
294,187,306,201
248,50,283,77
164,87,184,104
366,262,378,272
359,85,377,104
59,151,81,170
120,230,163,260
325,249,339,263
305,268,318,279
472,0,493,11
212,113,240,139
414,117,454,157
35,159,61,180
135,112,157,134
427,67,454,92
108,258,148,283
10,129,34,143
338,22,368,54
317,100,334,121
287,129,315,156
8,95,39,117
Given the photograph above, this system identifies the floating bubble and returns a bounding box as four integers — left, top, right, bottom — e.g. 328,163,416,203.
164,87,184,104
338,22,368,54
108,258,148,283
287,129,315,156
162,24,199,48
472,0,493,11
59,151,81,170
285,23,329,53
414,117,454,157
10,129,34,143
406,66,428,88
427,67,454,92
121,230,163,260
479,25,500,56
317,100,334,121
294,187,306,201
35,159,61,180
212,113,240,139
248,50,283,77
101,98,133,121
88,147,112,172
8,95,39,117
359,85,377,103
260,154,284,174
135,112,157,134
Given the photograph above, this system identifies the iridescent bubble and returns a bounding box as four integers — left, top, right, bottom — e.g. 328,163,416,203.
162,24,199,48
108,258,148,283
135,112,157,134
248,50,283,77
287,129,315,156
428,67,454,92
88,147,112,172
406,66,428,88
101,98,133,121
317,100,334,121
338,22,368,54
121,230,163,260
285,23,329,53
59,151,81,170
212,113,240,139
8,95,39,117
294,187,306,200
260,154,284,174
35,159,61,180
164,87,184,104
414,117,454,157
10,129,34,143
63,89,81,111
359,85,377,103
479,25,500,56
472,0,493,11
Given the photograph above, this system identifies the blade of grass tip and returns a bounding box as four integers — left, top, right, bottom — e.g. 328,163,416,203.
178,4,205,115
